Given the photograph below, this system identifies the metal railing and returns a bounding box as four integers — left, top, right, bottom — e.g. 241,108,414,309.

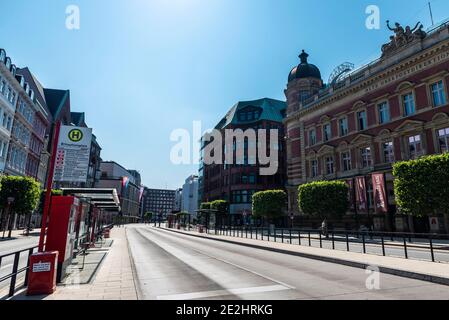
210,226,449,263
0,246,38,298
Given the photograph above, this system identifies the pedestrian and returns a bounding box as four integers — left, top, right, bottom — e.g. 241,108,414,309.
321,218,329,239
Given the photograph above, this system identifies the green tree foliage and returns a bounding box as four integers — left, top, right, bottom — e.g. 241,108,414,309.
37,189,63,215
200,202,211,210
298,181,349,219
144,211,153,220
0,176,41,214
210,200,229,214
393,153,449,217
252,190,287,219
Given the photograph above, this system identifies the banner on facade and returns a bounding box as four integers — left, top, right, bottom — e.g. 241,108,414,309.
54,125,93,183
346,179,355,210
355,176,367,212
372,173,388,214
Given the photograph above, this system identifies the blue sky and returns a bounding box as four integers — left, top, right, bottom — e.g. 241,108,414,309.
1,0,449,189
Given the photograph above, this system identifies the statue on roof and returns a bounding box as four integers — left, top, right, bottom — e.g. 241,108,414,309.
382,21,427,57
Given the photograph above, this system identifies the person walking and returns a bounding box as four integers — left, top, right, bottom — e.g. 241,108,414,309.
321,218,329,239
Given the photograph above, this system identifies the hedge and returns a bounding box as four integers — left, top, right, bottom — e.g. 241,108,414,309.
210,200,229,214
252,190,287,219
393,153,449,217
298,180,349,219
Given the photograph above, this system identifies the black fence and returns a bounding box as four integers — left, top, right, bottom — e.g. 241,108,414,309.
207,225,449,263
0,246,38,298
0,224,114,299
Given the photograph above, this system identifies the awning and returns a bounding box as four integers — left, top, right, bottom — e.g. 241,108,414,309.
61,188,121,211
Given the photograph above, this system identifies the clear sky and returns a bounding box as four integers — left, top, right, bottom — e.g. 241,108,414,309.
1,0,449,189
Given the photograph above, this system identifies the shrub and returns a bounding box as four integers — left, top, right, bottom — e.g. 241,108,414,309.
210,200,229,214
252,190,287,219
200,202,211,210
393,153,449,217
298,181,349,219
0,176,41,214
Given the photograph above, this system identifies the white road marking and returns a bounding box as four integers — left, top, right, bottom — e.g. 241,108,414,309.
143,228,296,290
157,284,289,300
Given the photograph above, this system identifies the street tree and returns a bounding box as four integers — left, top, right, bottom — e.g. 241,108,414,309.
298,181,349,220
0,176,41,237
144,211,153,223
210,200,229,214
393,153,449,231
252,190,287,224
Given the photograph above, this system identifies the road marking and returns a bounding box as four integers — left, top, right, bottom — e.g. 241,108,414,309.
157,284,289,300
144,228,296,290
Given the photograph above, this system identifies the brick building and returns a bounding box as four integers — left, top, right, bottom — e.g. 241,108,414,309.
284,21,449,232
200,98,287,218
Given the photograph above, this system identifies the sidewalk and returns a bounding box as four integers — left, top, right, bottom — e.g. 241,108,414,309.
12,227,138,300
160,226,449,286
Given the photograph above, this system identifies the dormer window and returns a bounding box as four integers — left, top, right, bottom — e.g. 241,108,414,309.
237,107,262,122
0,49,6,63
5,57,11,70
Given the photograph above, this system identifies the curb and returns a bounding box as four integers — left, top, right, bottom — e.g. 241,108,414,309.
157,227,449,287
125,227,143,300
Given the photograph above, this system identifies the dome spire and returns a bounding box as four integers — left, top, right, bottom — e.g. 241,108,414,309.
299,50,309,64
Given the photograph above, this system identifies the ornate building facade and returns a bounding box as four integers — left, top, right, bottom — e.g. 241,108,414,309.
285,21,449,232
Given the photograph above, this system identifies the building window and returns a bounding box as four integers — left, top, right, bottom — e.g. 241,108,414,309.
341,151,352,172
0,80,6,95
408,135,422,159
437,127,449,153
339,117,348,136
325,156,334,175
323,123,331,142
310,159,318,178
431,80,446,107
6,116,12,131
231,190,254,204
378,102,390,124
308,129,316,146
382,141,394,163
403,93,415,116
360,147,372,168
238,109,261,122
357,110,367,131
0,141,6,158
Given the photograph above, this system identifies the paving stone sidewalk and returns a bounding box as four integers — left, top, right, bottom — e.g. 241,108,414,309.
12,227,138,300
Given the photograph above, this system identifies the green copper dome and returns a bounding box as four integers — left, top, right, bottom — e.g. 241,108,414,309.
288,50,322,82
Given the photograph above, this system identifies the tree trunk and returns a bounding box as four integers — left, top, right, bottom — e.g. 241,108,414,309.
444,213,449,234
407,215,415,233
7,212,16,238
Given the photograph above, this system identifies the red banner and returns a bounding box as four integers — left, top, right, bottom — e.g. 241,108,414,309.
355,176,367,212
372,173,388,214
346,179,355,210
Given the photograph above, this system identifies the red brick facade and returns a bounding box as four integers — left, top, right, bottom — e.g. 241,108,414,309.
284,23,449,232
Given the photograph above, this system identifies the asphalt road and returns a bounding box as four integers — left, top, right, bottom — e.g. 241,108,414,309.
213,228,449,263
0,234,39,295
126,225,449,300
